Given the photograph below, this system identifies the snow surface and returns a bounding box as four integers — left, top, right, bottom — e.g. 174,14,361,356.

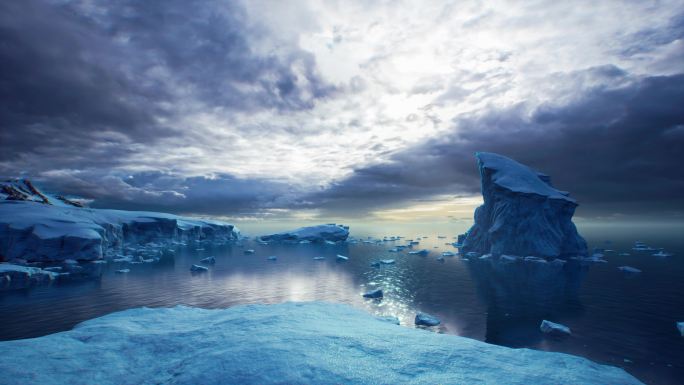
259,224,349,243
0,302,642,385
461,152,588,259
0,201,239,262
476,152,574,202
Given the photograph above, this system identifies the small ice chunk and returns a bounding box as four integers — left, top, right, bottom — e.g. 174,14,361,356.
115,269,130,274
618,266,641,274
190,264,209,273
441,251,455,257
313,256,325,260
362,289,383,298
200,256,216,264
336,254,348,261
415,313,440,326
677,322,684,337
267,256,277,261
408,249,429,256
652,251,673,257
244,249,255,255
540,320,571,336
380,259,395,265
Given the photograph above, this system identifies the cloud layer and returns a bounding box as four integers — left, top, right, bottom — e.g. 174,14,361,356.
1,0,682,219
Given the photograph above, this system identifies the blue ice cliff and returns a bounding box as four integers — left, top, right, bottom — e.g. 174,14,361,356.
461,152,588,259
0,201,239,262
0,302,642,385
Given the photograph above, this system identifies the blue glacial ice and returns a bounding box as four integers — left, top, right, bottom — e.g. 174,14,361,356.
415,312,441,326
190,264,209,273
258,224,349,243
0,200,239,263
362,288,383,298
461,152,588,259
0,302,642,385
540,320,572,336
200,256,216,264
618,266,642,274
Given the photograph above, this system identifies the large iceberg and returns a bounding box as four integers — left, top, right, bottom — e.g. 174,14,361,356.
461,152,588,259
259,224,349,243
0,302,642,385
0,201,239,263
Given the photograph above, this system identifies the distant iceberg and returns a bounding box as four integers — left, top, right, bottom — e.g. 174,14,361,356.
259,224,349,244
0,302,642,384
460,152,588,259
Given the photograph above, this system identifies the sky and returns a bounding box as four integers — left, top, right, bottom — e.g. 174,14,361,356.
1,0,683,222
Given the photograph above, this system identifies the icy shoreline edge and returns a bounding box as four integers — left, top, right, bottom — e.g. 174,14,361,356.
0,302,643,385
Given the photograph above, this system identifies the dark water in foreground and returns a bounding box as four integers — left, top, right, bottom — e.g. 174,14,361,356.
1,221,683,385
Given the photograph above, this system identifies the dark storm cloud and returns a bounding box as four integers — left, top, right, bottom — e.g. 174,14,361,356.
0,0,332,172
38,171,300,216
311,70,684,217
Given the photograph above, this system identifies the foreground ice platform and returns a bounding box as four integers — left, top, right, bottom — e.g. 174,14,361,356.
0,302,642,385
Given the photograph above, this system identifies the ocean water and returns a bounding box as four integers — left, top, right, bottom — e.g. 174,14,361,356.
1,221,683,385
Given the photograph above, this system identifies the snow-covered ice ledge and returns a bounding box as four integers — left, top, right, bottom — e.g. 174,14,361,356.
0,302,642,385
0,201,240,262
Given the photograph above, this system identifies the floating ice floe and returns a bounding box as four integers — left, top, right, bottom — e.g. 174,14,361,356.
677,322,684,337
618,266,642,274
363,289,383,298
267,256,277,261
244,249,255,255
652,251,673,257
415,312,441,326
115,269,130,274
441,251,456,257
408,249,429,256
540,320,571,336
336,254,349,261
190,264,209,273
632,241,657,252
200,256,216,264
313,256,325,260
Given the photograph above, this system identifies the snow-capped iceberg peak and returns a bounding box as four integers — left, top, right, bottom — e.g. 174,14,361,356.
461,152,588,259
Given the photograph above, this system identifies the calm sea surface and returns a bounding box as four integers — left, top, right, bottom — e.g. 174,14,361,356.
1,220,683,385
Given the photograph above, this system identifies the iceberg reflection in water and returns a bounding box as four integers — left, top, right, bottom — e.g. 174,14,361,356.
464,253,587,346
